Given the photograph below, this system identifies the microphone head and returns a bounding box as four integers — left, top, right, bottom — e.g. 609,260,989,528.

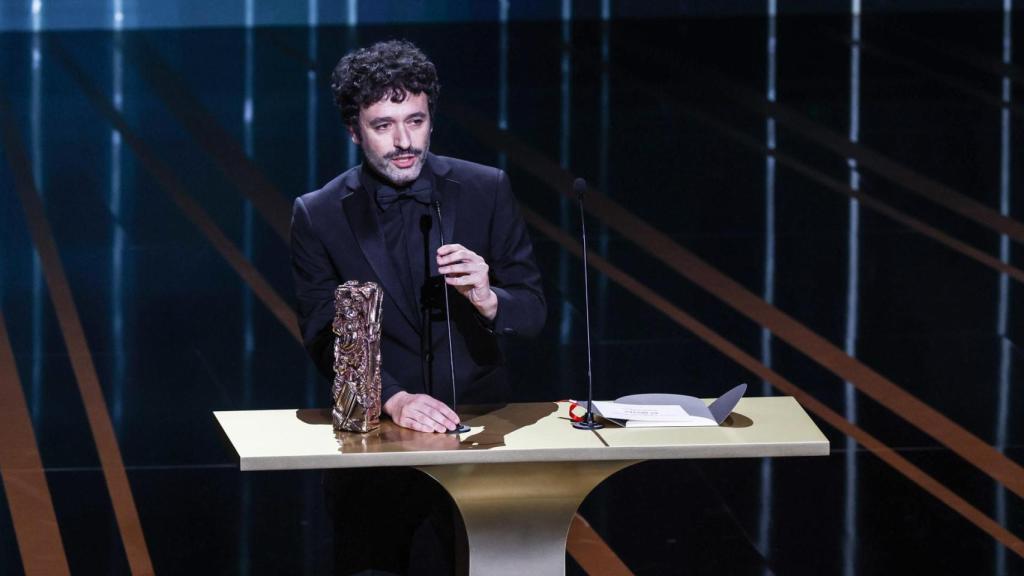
573,177,587,199
432,200,445,244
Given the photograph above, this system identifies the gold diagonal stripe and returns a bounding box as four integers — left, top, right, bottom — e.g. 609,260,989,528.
567,513,634,576
48,38,301,345
0,90,155,575
0,311,71,575
521,205,1024,559
445,102,1024,501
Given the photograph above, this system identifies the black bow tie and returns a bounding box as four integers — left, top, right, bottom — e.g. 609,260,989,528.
376,183,432,211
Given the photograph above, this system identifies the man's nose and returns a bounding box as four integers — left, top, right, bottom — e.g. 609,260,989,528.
394,124,411,149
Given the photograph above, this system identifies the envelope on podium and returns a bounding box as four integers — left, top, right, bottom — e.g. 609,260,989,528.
590,383,748,428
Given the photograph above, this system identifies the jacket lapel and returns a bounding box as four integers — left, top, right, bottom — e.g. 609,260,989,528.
427,155,460,348
428,154,459,246
341,171,420,330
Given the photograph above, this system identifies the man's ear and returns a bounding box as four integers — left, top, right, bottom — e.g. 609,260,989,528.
348,124,361,145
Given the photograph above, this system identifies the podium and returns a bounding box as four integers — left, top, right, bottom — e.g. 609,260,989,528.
215,398,828,575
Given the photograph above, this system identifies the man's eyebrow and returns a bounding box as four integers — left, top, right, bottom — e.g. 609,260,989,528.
366,111,426,125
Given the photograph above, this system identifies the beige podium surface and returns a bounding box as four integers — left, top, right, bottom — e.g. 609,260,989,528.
215,398,828,575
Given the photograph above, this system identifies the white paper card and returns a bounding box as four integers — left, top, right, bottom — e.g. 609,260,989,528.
591,401,688,422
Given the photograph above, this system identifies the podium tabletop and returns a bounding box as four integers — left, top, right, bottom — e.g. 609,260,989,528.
215,397,828,471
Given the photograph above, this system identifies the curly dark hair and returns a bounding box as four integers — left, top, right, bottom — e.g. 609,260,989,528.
330,40,440,129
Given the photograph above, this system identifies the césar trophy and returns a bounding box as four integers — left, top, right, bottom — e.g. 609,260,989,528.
331,280,383,433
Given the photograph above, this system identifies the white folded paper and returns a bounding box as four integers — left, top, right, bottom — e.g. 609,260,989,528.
581,383,748,428
591,401,717,427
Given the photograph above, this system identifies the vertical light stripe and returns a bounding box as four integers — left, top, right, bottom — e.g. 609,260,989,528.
843,9,862,576
345,10,358,169
995,338,1010,576
240,15,256,575
31,0,42,31
843,207,860,576
244,22,254,131
498,0,509,134
996,0,1012,442
110,28,126,432
239,210,255,576
243,0,256,370
242,220,255,383
596,13,611,334
299,29,319,547
995,3,1012,573
346,135,358,168
759,4,777,571
346,49,358,172
560,0,571,167
30,36,42,189
307,45,318,194
997,11,1012,338
306,19,319,408
242,22,255,394
29,28,44,422
761,1,777,377
497,0,509,177
113,0,123,28
558,0,573,345
347,0,358,27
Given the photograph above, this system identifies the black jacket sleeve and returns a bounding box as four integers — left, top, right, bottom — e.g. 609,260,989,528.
487,170,546,338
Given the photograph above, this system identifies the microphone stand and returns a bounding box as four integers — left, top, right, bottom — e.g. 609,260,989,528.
434,201,471,434
572,177,603,430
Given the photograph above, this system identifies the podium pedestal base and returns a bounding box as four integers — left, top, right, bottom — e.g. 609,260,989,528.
417,460,639,576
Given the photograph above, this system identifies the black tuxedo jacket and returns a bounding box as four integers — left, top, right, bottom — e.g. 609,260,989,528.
290,153,546,406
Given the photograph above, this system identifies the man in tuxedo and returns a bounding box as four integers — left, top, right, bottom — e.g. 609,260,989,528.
290,40,545,574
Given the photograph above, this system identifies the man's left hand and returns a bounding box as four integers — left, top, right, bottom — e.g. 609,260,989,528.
437,244,498,320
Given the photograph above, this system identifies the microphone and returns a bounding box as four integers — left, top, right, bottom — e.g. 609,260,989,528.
433,200,471,434
572,177,603,430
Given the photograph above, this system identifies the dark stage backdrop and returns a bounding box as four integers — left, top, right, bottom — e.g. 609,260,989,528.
0,0,1018,32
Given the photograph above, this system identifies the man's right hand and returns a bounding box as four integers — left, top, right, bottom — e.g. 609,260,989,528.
383,391,460,433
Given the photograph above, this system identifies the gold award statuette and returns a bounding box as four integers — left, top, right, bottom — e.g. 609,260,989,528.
332,281,383,433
